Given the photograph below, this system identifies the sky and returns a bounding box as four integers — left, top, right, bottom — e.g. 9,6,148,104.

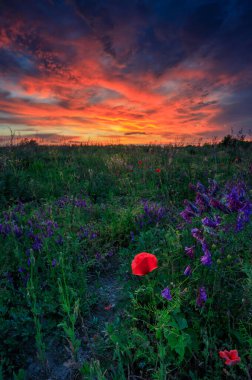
0,0,252,145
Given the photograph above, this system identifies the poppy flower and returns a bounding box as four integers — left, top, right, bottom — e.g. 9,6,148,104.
155,168,161,173
138,160,143,165
131,252,158,276
219,350,241,366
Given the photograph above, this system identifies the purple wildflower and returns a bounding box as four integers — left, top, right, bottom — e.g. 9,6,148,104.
202,216,221,229
207,179,219,196
196,182,206,193
210,198,230,214
32,236,43,251
191,228,204,242
183,200,199,214
200,241,212,266
185,246,195,259
52,259,57,267
184,265,192,276
196,287,207,307
195,192,210,211
180,208,195,223
161,287,172,301
236,201,252,231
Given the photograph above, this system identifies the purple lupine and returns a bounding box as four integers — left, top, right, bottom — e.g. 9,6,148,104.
52,258,57,267
184,265,192,276
13,224,23,239
207,179,219,196
202,216,221,229
196,182,206,193
185,246,195,259
210,198,230,214
195,192,210,211
180,207,195,223
191,228,204,242
196,287,207,307
200,241,212,266
226,186,244,211
136,200,166,228
236,201,252,231
75,198,87,208
32,236,43,251
161,287,172,301
183,200,199,214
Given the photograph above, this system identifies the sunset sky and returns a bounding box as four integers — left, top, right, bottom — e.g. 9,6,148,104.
0,0,252,144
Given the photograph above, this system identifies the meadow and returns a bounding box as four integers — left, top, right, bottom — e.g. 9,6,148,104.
0,138,251,380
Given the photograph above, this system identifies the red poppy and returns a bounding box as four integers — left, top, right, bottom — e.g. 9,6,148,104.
155,168,161,173
138,160,143,165
219,350,241,366
131,252,158,276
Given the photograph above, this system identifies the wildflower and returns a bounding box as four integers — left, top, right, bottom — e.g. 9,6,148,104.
131,252,158,276
184,265,192,276
185,246,195,259
161,287,172,301
138,160,143,165
210,198,230,214
183,200,199,214
219,350,241,366
196,182,206,193
191,228,204,242
155,168,161,173
207,179,219,196
180,207,195,223
195,192,210,211
236,201,252,231
202,216,221,229
52,259,57,267
200,242,212,266
196,286,207,307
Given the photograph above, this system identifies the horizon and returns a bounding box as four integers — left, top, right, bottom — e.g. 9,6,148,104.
1,1,252,144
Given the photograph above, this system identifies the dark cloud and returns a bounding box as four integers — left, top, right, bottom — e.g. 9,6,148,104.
0,0,252,141
124,131,147,135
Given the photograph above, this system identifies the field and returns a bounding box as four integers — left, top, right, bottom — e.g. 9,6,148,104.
0,141,251,380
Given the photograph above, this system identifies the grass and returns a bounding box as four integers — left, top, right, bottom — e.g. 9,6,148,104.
0,141,251,379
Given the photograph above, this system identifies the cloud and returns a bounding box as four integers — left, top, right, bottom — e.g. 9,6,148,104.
124,131,147,135
0,0,251,144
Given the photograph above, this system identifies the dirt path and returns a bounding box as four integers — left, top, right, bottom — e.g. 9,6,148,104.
26,261,125,380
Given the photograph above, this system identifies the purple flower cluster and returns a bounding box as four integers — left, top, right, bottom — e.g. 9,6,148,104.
179,179,252,310
181,180,251,270
55,195,90,209
78,226,98,241
196,287,207,307
136,200,166,228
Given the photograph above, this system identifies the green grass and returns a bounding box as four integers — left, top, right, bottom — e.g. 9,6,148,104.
0,142,251,379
